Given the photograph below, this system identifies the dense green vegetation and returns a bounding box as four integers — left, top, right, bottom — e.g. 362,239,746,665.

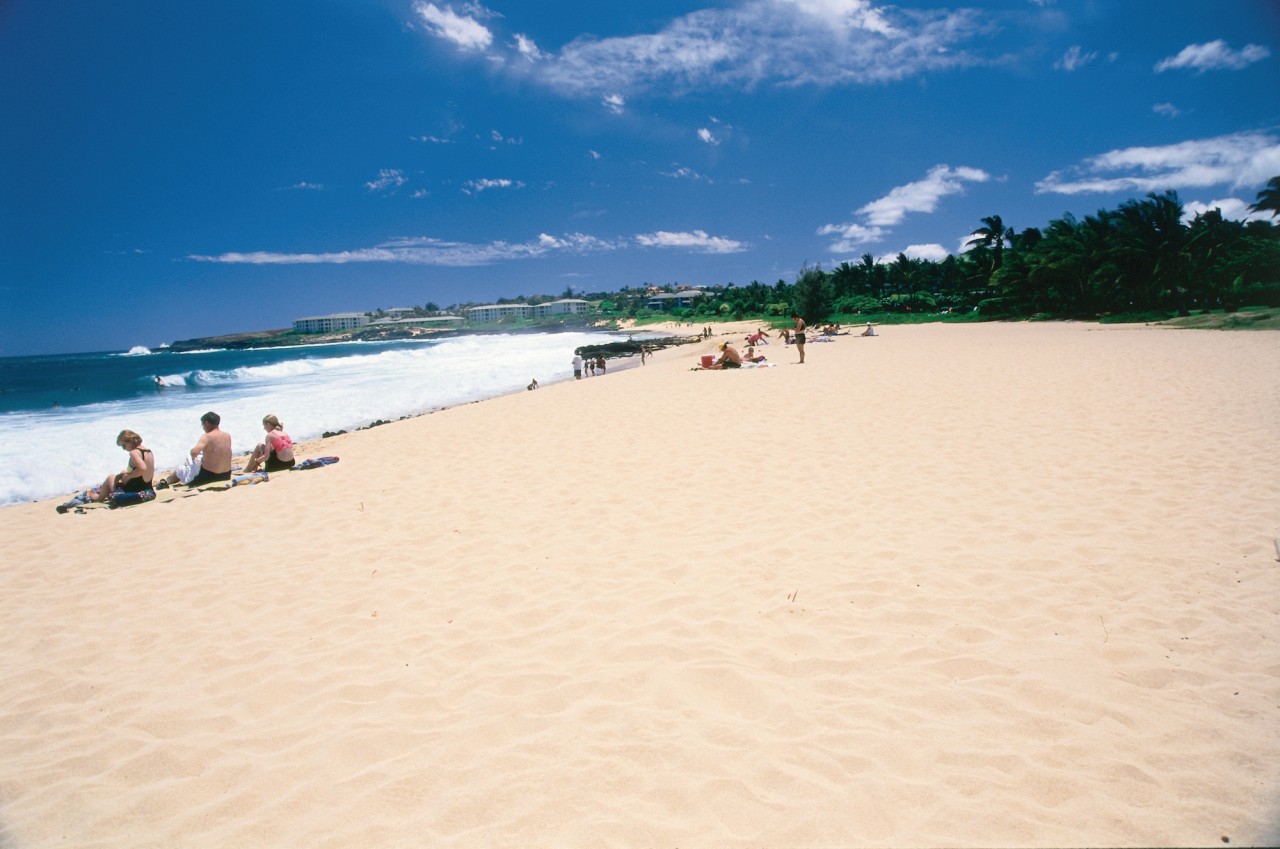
590,183,1280,327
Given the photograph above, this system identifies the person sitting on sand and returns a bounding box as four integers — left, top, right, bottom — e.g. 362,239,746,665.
243,414,295,474
159,411,233,488
861,322,876,336
89,429,155,502
701,342,743,369
527,378,539,390
743,345,766,363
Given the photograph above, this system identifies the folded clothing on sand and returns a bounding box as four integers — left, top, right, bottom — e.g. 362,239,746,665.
295,457,340,470
175,452,203,485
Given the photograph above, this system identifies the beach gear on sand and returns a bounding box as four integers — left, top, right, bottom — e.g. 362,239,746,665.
229,471,269,487
295,457,340,470
109,488,156,507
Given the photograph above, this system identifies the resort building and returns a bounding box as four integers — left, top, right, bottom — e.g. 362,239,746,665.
465,299,590,323
366,315,465,329
292,313,371,334
646,290,709,310
532,298,589,317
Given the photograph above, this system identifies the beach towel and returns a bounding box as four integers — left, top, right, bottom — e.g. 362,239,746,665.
295,456,340,470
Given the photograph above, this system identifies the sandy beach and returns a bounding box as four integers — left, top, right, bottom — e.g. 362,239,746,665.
2,321,1277,848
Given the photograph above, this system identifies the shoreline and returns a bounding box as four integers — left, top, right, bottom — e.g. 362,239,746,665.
1,326,707,509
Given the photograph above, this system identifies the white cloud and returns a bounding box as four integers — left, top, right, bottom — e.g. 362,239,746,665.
413,134,454,143
365,169,408,193
817,164,989,252
513,33,546,60
898,243,949,262
462,178,524,194
815,222,886,253
1183,197,1272,224
1036,131,1280,195
602,93,626,114
1155,40,1270,73
634,230,749,253
286,182,324,190
697,127,719,145
1152,102,1181,118
857,165,991,226
489,129,522,145
587,149,601,160
414,2,493,52
1054,45,1097,71
188,233,622,267
444,0,988,97
660,165,709,181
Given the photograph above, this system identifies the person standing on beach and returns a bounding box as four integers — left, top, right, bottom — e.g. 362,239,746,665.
791,312,807,364
572,353,583,379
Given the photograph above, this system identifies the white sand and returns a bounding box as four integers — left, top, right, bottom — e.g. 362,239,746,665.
2,321,1278,847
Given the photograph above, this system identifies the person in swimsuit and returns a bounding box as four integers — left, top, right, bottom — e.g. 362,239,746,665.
243,414,296,473
90,429,155,501
791,312,807,364
159,411,233,488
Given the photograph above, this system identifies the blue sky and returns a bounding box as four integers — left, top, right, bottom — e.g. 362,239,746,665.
2,0,1277,355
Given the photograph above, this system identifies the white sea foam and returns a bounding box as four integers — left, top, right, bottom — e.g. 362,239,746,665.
121,346,153,356
0,332,616,505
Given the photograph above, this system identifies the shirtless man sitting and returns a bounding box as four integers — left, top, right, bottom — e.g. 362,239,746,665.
702,342,743,369
160,411,233,487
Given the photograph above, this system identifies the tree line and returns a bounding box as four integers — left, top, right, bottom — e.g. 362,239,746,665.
613,179,1280,323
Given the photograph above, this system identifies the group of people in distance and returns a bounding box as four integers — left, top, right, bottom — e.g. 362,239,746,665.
700,315,877,370
571,353,610,379
78,411,295,507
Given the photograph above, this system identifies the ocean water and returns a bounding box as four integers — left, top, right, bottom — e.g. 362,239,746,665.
0,331,624,506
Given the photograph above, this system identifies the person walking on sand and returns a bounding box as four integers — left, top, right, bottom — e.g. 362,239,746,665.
791,312,807,364
572,353,583,379
159,411,233,488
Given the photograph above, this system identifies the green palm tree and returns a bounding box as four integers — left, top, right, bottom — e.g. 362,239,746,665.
1247,176,1280,217
966,215,1012,273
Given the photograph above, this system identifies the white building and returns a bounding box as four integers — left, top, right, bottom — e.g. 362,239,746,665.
293,313,371,333
532,298,589,316
465,304,531,323
465,299,590,323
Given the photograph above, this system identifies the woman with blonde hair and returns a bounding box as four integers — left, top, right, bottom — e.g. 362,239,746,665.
90,429,155,502
243,414,295,473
